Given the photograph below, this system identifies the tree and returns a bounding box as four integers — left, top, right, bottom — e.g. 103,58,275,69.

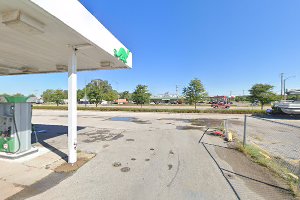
42,89,66,106
42,89,54,103
52,90,66,106
86,79,117,106
120,91,132,101
12,93,25,97
105,90,118,102
235,96,247,102
249,84,277,110
28,94,36,97
86,84,103,107
183,78,206,110
77,89,85,102
132,85,151,108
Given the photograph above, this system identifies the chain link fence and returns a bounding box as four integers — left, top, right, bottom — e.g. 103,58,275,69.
228,115,300,186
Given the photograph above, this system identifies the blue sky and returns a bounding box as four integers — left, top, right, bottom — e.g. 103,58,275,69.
1,0,300,96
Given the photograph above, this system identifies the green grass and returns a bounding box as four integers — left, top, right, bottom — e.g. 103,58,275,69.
235,141,300,196
33,105,266,115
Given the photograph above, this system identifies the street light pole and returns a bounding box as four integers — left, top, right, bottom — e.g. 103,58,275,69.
283,76,296,100
281,73,284,99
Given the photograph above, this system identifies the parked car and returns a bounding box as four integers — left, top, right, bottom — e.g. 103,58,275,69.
211,102,230,109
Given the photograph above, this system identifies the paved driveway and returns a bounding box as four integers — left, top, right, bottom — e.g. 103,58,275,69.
25,110,237,200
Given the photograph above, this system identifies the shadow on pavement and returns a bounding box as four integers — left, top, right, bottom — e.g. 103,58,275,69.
31,124,85,161
201,141,294,199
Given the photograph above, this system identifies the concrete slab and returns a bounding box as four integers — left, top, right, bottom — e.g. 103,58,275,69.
3,110,294,199
2,165,51,186
0,147,66,198
24,150,66,169
0,180,24,200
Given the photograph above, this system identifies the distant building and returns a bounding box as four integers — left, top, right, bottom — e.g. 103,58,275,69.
150,92,182,104
115,99,128,104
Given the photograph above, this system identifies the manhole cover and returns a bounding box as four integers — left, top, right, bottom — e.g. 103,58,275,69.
120,167,130,172
112,162,122,167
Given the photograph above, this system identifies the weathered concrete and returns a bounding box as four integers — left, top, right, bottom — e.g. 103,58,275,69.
4,110,293,199
24,111,240,200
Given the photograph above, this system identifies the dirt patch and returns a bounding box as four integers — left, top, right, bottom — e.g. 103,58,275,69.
54,154,94,173
213,145,294,199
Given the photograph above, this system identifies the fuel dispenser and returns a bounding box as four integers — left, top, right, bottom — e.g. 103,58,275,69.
0,96,36,158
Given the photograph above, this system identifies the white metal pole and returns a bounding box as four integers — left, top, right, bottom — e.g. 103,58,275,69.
68,49,78,164
243,115,247,147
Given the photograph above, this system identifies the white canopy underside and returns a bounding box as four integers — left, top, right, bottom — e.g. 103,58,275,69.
0,0,132,76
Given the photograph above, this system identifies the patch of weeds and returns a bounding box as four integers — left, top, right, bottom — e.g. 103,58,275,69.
235,140,300,197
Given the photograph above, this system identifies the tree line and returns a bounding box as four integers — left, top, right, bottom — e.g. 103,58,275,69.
41,79,151,107
3,78,290,110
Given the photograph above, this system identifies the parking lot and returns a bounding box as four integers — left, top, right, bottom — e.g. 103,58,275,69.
1,110,295,200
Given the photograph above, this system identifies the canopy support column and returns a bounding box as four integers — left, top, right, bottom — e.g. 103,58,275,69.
68,48,78,164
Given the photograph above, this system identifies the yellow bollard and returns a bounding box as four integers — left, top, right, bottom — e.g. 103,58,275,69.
226,131,233,142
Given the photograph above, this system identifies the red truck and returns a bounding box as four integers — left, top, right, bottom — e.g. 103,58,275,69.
211,102,231,109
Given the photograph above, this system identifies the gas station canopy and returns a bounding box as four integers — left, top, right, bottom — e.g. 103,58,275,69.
0,0,132,164
0,0,132,75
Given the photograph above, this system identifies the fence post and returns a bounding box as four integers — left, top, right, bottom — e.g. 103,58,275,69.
243,115,247,147
226,119,229,136
224,119,228,138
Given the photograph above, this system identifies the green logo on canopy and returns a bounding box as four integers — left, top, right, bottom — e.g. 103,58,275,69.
114,48,130,64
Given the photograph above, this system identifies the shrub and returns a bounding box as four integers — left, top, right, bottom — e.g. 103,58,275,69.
33,105,266,115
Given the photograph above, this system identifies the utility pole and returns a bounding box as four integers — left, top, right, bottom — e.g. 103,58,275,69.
176,85,179,102
84,79,87,107
283,75,296,100
281,73,284,99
